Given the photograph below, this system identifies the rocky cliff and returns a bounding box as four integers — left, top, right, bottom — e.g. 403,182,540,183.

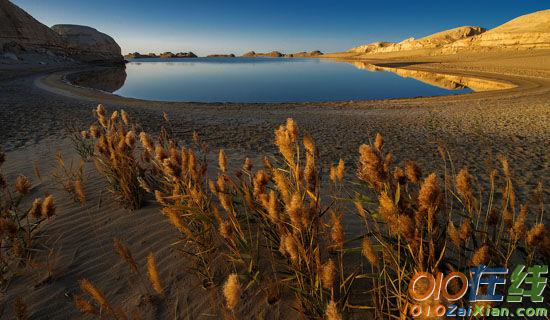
349,9,550,55
51,25,123,63
443,9,550,53
0,0,123,64
349,26,486,54
0,0,64,53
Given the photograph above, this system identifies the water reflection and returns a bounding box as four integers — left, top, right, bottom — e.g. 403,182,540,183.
67,66,127,93
66,59,514,102
348,62,516,92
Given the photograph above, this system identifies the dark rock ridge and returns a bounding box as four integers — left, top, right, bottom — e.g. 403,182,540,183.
0,0,123,64
125,51,198,59
206,54,236,58
241,50,323,58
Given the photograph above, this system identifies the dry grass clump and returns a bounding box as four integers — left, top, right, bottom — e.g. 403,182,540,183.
0,149,56,285
352,136,549,317
81,105,146,210
77,111,547,319
66,122,95,161
138,116,350,318
52,152,86,204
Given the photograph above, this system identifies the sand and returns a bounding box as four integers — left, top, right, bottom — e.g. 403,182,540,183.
1,49,549,318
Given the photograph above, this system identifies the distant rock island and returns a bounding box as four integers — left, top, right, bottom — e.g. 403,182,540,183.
0,0,123,64
348,9,550,55
124,51,323,59
124,52,197,59
242,50,323,58
206,54,236,58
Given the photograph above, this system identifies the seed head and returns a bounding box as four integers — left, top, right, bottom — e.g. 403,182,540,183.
223,274,241,311
89,124,100,138
15,175,31,195
218,149,227,173
29,198,43,218
287,192,303,230
447,221,461,249
41,195,55,217
374,133,384,151
459,220,471,241
325,299,342,320
0,218,17,237
79,279,115,316
321,259,336,289
456,168,473,204
378,192,398,225
404,161,422,184
286,118,298,139
113,239,138,273
330,212,344,250
526,223,546,248
418,173,440,211
139,132,153,152
125,131,135,148
471,245,489,266
357,144,385,188
121,110,130,125
275,125,295,166
362,237,378,267
147,253,163,295
75,179,86,203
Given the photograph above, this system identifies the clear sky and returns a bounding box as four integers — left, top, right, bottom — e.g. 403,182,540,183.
12,0,549,56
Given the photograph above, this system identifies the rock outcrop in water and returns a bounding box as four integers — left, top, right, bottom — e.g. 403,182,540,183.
207,54,236,58
157,51,197,58
242,50,323,58
0,0,123,64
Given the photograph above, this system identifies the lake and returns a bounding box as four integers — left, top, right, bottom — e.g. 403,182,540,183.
75,58,486,103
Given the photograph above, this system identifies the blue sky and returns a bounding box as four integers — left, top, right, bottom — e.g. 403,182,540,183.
12,0,549,56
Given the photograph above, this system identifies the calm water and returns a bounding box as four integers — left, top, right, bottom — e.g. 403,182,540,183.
107,58,472,102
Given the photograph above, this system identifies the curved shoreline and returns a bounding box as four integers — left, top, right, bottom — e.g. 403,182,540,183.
34,59,540,108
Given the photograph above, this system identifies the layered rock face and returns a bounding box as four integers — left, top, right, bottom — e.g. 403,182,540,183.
445,9,550,52
0,0,123,64
349,26,486,54
51,25,123,63
349,9,550,55
0,0,64,52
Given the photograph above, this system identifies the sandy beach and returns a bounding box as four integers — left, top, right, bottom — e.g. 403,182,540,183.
1,48,549,318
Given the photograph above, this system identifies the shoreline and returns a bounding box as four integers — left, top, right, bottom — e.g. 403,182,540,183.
36,56,529,107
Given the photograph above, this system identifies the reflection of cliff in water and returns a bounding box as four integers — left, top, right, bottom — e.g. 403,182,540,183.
67,66,127,92
348,62,516,92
